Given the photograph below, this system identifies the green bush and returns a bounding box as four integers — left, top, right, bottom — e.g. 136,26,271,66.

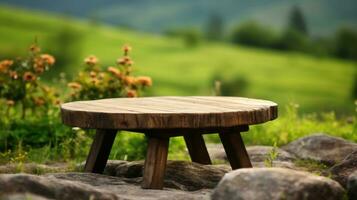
231,21,276,48
334,28,357,60
275,28,310,52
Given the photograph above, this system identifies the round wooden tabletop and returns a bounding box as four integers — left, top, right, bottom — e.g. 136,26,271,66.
61,96,278,129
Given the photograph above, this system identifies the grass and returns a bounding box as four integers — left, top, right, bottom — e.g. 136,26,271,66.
0,5,356,114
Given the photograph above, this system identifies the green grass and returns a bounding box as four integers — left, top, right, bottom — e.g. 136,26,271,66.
0,5,356,114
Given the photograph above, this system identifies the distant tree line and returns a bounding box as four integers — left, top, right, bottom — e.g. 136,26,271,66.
229,6,357,61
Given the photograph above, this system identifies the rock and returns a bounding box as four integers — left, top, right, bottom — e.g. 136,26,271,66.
347,171,357,200
207,144,298,169
282,134,357,165
329,150,357,187
0,173,211,200
0,163,70,174
0,193,50,200
211,168,345,200
0,174,119,200
104,160,230,191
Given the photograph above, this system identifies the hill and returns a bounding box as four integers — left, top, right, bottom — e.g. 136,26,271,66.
0,5,355,114
0,0,357,35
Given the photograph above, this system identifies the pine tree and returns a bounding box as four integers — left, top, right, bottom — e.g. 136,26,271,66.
206,14,224,41
288,5,308,35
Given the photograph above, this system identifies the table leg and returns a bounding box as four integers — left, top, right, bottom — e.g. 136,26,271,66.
84,129,117,173
219,130,252,169
142,136,169,189
184,134,212,164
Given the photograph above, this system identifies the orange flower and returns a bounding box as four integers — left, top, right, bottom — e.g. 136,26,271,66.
23,72,36,82
29,44,40,53
54,99,61,105
107,66,122,78
40,54,55,65
135,76,152,87
123,76,135,85
122,44,132,55
9,71,18,79
126,89,137,97
6,100,15,106
117,56,133,66
84,55,98,66
68,82,82,89
89,71,97,78
0,60,13,73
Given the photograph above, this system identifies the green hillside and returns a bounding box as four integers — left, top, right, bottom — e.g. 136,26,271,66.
0,5,356,114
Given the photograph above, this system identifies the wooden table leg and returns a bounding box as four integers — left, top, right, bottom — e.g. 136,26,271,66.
84,129,117,173
219,129,252,169
142,136,169,189
184,134,212,164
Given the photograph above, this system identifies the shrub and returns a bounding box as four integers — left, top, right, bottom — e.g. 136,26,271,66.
211,73,249,96
165,28,202,48
0,43,60,119
334,27,357,60
231,21,276,48
275,28,310,52
67,45,152,101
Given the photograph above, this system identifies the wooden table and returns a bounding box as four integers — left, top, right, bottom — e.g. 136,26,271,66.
61,96,277,189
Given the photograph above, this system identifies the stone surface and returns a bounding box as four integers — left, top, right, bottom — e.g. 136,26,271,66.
211,168,345,200
282,133,357,165
207,144,298,169
0,163,70,174
329,150,357,187
347,171,357,200
104,160,230,191
0,173,211,200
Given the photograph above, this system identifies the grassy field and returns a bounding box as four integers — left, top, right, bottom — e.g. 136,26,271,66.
0,5,356,114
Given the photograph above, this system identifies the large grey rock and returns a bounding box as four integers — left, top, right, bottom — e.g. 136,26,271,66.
104,160,230,191
282,134,357,165
347,171,357,200
329,150,357,187
0,174,119,200
0,173,211,200
211,168,345,200
207,144,298,169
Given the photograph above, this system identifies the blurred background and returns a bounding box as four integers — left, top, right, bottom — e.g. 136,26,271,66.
0,0,356,115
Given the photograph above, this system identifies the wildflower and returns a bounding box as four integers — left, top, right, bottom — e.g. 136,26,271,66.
9,71,18,79
68,82,82,89
23,72,36,82
91,77,100,85
135,76,152,87
6,100,15,106
117,56,133,66
126,89,137,97
122,45,132,55
29,44,40,53
123,76,135,85
107,66,122,78
0,60,13,73
84,55,98,66
40,54,55,65
89,71,97,78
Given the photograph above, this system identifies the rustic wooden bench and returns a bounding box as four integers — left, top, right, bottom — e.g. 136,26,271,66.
61,96,277,189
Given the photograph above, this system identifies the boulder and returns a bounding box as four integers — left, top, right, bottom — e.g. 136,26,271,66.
282,134,357,165
347,171,357,200
104,160,230,191
211,168,345,200
329,150,357,187
0,163,70,174
207,144,298,168
0,173,211,200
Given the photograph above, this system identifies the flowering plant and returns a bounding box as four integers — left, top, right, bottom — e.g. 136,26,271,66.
0,44,59,118
68,45,152,100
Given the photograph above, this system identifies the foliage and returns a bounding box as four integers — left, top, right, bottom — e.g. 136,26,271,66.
287,5,308,35
231,21,276,48
275,28,310,52
211,73,249,96
334,28,357,60
68,45,152,100
264,141,279,167
165,28,202,48
0,43,59,119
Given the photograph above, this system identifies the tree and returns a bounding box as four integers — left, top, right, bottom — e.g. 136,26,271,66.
335,28,357,60
206,14,224,41
288,5,308,35
231,21,276,48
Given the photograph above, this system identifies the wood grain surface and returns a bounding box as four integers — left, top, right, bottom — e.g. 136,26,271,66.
61,96,278,129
